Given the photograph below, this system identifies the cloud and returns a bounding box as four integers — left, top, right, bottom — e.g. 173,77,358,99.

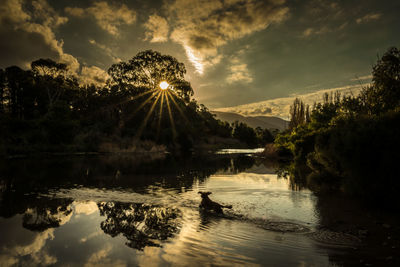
302,26,330,37
89,39,121,63
0,0,78,73
301,1,348,37
166,0,289,74
0,0,30,24
356,13,382,24
65,1,136,36
227,63,253,84
144,14,169,43
80,65,110,86
0,0,112,87
64,7,85,17
215,83,367,118
350,74,373,81
31,0,68,27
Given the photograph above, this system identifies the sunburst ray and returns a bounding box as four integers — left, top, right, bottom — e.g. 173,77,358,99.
120,89,161,130
165,92,177,139
156,91,165,139
167,90,189,124
133,91,162,141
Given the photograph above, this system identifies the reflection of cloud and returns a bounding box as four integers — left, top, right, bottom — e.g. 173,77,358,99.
215,83,368,118
137,247,163,267
79,230,102,243
65,1,136,36
84,244,126,267
74,201,99,215
144,14,169,43
84,245,111,266
0,227,57,266
356,13,382,24
13,229,54,257
166,0,289,73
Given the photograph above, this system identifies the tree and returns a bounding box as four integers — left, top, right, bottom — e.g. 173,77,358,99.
108,50,194,102
98,202,182,250
31,58,68,78
289,98,310,129
3,66,34,119
359,47,400,114
256,127,274,144
0,69,5,114
31,58,77,110
232,121,258,146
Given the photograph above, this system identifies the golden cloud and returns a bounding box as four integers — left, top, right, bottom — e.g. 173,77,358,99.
166,0,289,74
65,1,136,36
215,83,367,118
144,14,169,43
356,13,382,24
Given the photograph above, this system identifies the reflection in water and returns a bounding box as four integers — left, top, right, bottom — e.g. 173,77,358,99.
23,199,73,232
98,202,182,250
0,154,398,266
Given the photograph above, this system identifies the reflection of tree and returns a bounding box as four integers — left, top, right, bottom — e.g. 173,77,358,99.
98,202,182,250
0,154,250,196
22,198,72,232
232,156,255,173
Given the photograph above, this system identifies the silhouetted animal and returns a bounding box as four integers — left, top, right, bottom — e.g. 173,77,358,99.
198,191,232,214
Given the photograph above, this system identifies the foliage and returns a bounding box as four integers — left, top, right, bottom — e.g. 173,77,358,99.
108,50,193,102
0,51,271,155
273,47,400,207
289,98,310,129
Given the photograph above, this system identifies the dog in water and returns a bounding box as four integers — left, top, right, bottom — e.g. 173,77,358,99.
198,191,232,214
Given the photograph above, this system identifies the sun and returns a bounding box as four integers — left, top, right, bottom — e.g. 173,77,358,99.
159,81,169,90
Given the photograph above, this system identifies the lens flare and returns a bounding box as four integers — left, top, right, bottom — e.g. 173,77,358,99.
159,81,169,90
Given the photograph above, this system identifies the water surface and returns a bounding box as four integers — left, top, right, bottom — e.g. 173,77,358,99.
0,153,398,266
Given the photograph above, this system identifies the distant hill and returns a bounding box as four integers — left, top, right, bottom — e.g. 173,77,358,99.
212,111,288,131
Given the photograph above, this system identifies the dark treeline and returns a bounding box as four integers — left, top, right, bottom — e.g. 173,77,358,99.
0,50,272,155
271,47,400,207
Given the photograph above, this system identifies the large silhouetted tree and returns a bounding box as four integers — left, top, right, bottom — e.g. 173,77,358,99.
108,50,193,102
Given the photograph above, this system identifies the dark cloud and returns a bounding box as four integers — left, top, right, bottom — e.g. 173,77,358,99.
0,25,59,68
166,0,289,73
65,1,136,36
0,0,71,69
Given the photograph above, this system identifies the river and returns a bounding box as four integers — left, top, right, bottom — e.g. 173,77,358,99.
0,151,399,266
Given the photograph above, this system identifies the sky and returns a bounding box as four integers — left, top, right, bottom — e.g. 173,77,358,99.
1,0,399,117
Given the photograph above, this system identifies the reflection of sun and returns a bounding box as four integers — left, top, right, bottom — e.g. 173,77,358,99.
159,81,169,90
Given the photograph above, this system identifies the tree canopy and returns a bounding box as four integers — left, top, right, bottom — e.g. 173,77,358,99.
108,50,193,102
